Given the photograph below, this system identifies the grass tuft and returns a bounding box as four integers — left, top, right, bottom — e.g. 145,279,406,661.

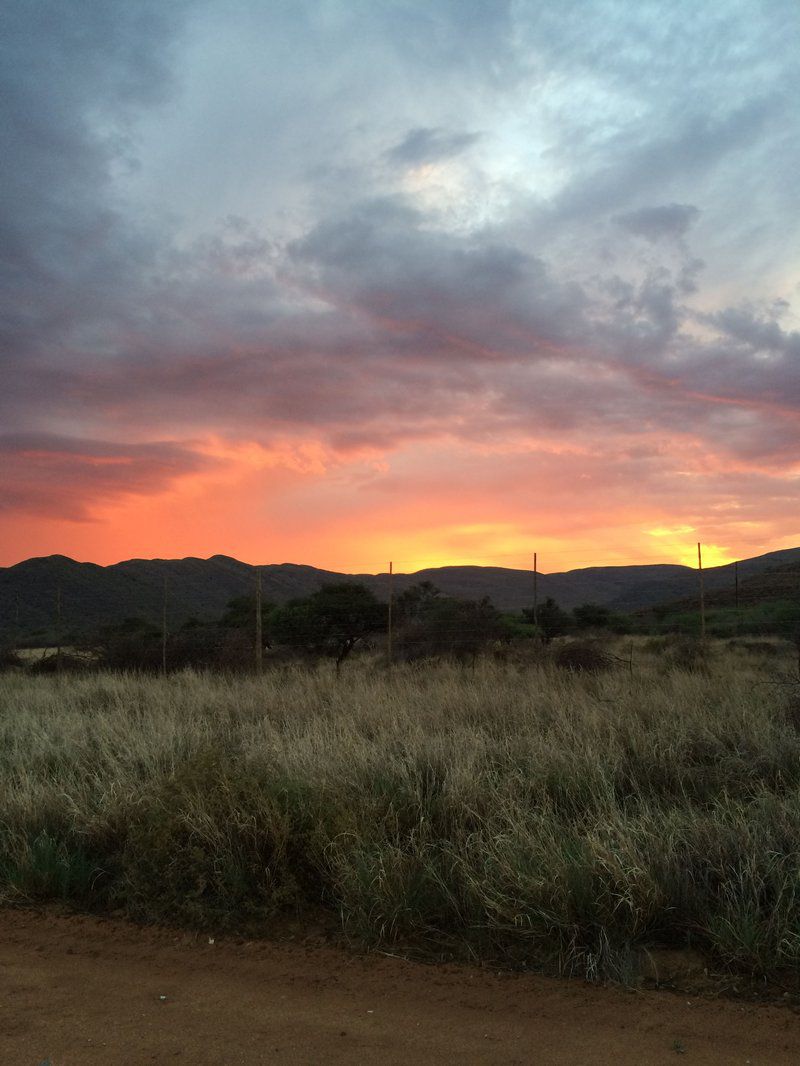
1,641,799,985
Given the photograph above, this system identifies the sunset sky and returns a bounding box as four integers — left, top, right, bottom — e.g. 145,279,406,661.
2,0,799,573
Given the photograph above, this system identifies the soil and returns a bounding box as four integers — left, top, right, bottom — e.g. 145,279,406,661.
2,908,800,1065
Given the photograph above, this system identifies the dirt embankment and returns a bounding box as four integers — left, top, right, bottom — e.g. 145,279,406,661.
2,909,799,1065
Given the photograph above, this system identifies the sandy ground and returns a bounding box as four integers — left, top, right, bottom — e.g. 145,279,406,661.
2,909,799,1065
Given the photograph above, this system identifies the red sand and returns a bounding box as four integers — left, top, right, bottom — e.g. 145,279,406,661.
2,908,799,1064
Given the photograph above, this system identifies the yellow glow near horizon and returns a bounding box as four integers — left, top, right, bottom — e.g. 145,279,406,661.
677,543,736,569
647,526,734,569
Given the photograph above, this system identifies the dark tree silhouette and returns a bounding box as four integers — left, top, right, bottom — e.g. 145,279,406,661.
273,583,384,671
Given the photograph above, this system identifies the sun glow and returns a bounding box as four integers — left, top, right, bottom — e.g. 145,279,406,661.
677,543,737,569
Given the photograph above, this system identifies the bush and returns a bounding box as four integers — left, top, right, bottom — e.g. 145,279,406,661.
395,595,509,662
0,647,22,671
26,651,92,674
726,639,782,658
661,637,712,674
120,753,307,926
0,831,104,904
553,640,614,674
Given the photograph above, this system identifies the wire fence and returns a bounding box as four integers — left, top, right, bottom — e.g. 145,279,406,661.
2,547,799,674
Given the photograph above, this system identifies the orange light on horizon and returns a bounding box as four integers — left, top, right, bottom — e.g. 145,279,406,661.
677,543,737,569
1,431,797,573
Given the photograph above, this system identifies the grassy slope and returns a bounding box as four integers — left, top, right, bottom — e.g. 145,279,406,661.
640,562,800,638
1,644,800,985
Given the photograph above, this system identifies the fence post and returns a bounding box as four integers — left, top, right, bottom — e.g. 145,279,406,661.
255,566,263,673
533,551,539,630
697,542,706,642
387,561,394,665
161,574,168,676
55,584,62,676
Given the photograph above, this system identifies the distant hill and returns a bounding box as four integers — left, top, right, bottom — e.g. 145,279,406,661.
1,547,799,643
636,560,800,637
685,560,800,610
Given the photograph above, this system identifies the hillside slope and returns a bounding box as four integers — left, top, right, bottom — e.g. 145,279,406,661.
2,547,799,641
636,560,800,612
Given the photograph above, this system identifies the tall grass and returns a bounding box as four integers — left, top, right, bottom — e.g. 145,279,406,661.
1,640,799,984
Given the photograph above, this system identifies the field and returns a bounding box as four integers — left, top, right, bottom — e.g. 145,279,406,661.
2,638,800,990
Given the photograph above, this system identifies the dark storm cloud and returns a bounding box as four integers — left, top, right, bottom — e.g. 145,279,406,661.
0,0,193,393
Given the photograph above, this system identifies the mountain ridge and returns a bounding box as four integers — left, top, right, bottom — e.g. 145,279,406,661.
2,547,799,642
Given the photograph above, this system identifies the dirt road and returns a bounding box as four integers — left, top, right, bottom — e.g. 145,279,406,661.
2,909,799,1064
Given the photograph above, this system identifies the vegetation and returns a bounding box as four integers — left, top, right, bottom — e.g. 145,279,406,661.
46,582,515,673
392,583,510,661
644,599,800,640
522,597,572,641
4,551,798,647
1,640,799,989
273,583,384,670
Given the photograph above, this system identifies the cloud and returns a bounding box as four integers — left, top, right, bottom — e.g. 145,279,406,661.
0,433,214,520
538,97,779,240
386,127,482,166
711,306,800,359
1,0,799,566
615,204,700,243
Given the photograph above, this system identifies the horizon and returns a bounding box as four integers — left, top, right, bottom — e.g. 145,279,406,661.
2,2,799,569
4,542,800,577
3,535,800,574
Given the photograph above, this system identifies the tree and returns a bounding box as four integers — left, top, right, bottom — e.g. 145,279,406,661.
219,594,274,634
394,581,441,625
572,603,612,630
273,583,384,671
88,602,274,673
522,597,571,642
395,592,510,662
89,616,163,671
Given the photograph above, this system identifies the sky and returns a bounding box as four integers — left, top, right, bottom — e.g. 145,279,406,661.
1,0,799,573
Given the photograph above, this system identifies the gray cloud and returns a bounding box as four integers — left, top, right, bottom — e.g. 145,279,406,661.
0,433,215,519
711,307,800,359
386,127,482,166
1,0,799,531
615,204,700,243
0,0,192,377
541,97,779,237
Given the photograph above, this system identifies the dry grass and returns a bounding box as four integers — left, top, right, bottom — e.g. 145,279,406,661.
1,639,799,985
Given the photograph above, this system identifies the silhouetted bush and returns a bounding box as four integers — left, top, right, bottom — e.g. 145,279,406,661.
274,583,384,670
90,618,163,671
0,646,23,671
522,598,572,642
26,652,93,674
726,639,782,657
395,594,509,662
660,637,712,674
553,640,614,674
572,603,612,630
